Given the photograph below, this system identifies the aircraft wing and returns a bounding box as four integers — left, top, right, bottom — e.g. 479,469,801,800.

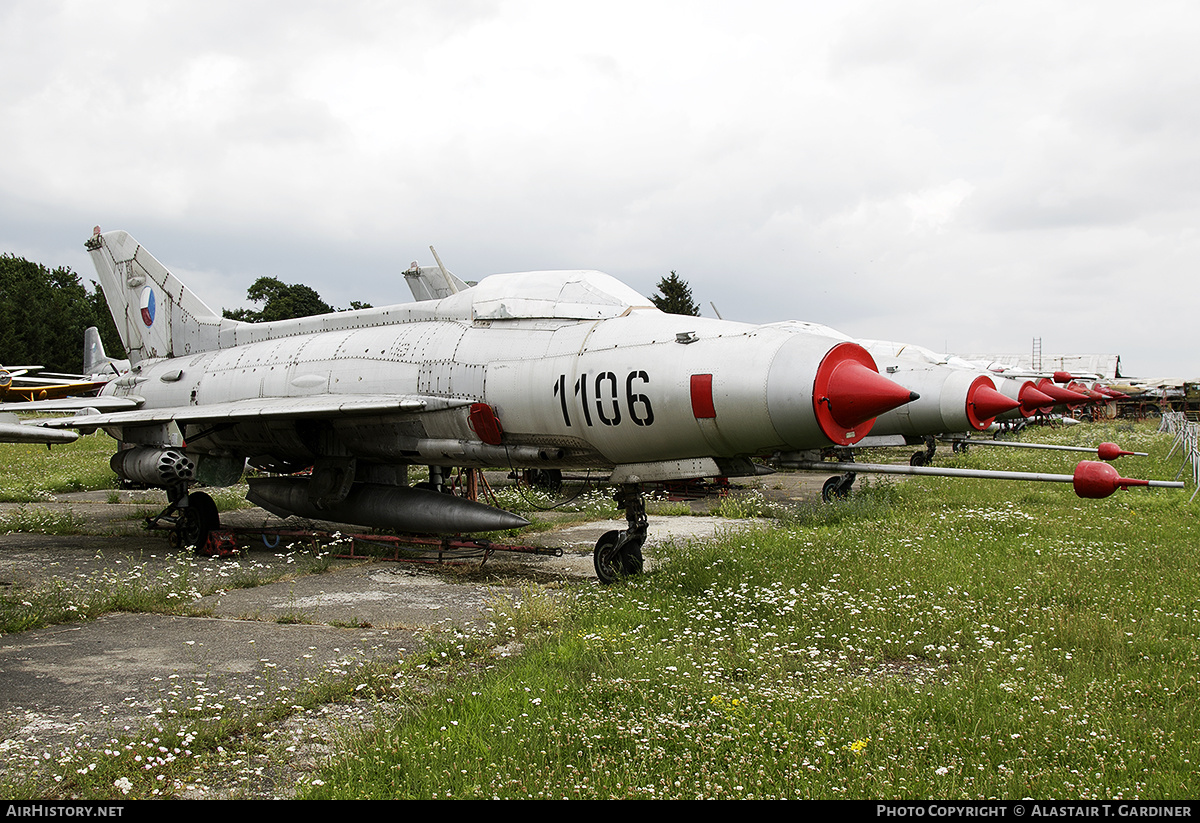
38,394,472,430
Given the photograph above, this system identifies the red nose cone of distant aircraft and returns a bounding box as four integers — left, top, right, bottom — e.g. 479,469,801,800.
1035,381,1091,407
813,343,919,444
1018,385,1057,415
1053,371,1074,384
966,377,1022,429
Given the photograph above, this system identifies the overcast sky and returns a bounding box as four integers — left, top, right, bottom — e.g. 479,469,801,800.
3,0,1198,377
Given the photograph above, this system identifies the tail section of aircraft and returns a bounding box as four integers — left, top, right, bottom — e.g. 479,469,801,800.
82,326,130,377
403,258,469,302
85,228,223,362
82,326,109,375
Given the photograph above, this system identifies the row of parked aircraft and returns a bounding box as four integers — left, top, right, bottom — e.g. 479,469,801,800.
1,227,1181,581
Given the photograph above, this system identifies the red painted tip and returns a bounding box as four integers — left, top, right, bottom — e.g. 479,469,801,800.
1018,384,1056,415
825,362,919,428
1073,460,1148,499
812,342,919,445
1067,381,1105,402
966,377,1021,430
1095,387,1128,400
1097,442,1135,461
1053,371,1074,384
1036,379,1090,407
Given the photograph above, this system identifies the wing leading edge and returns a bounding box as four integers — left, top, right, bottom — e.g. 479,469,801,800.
37,394,472,430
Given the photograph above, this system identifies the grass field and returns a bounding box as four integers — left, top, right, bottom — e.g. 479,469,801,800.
3,420,1198,799
299,421,1200,799
0,431,117,502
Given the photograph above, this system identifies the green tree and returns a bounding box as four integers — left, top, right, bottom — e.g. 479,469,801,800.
650,271,700,316
223,276,335,323
0,254,124,373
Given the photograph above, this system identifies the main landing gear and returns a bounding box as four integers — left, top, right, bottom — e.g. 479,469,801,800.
147,486,220,550
593,483,647,584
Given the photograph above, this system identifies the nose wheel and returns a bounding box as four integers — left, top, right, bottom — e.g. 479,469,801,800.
910,436,937,467
593,529,645,584
593,483,648,584
821,472,856,502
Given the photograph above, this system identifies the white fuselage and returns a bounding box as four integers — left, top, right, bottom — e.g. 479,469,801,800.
99,271,861,479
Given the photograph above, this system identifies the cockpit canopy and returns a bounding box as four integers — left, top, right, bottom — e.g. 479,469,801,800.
454,270,655,321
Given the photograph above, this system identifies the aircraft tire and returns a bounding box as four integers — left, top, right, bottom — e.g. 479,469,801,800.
181,491,219,551
822,476,847,503
594,530,644,584
620,539,645,577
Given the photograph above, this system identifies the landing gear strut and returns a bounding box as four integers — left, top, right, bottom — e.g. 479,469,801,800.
148,486,220,550
593,483,647,584
910,436,937,467
822,472,856,502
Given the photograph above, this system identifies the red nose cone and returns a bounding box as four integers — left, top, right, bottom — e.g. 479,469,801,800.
1067,381,1103,401
1053,371,1074,384
813,342,919,445
1037,378,1089,407
1097,442,1135,461
966,376,1022,429
1073,460,1148,499
1018,384,1056,416
826,361,920,428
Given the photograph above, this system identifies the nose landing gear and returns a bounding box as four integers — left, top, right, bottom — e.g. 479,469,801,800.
593,483,647,584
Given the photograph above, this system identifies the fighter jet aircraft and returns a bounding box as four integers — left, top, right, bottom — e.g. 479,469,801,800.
13,228,934,581
1,326,126,405
12,228,1179,582
82,326,130,379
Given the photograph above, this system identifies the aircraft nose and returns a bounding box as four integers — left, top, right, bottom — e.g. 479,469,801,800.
966,376,1021,429
1036,378,1091,408
812,342,919,444
1017,384,1056,416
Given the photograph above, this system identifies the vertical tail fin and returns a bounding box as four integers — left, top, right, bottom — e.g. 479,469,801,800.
85,228,222,361
403,263,470,301
82,326,130,377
